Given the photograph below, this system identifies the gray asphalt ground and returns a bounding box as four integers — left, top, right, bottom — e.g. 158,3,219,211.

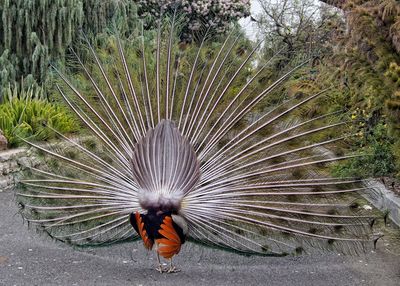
1,190,400,286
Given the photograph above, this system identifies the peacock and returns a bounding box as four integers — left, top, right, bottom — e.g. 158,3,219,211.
16,16,381,274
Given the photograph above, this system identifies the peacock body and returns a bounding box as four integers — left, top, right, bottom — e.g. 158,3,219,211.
16,16,380,273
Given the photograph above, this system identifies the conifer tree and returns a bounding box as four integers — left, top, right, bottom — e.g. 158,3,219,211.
0,0,139,100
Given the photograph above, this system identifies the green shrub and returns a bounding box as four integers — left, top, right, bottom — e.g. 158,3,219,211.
0,98,79,147
0,0,139,101
332,123,396,178
2,77,47,103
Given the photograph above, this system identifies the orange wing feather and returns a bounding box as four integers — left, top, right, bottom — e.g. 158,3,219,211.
156,216,182,259
135,212,154,250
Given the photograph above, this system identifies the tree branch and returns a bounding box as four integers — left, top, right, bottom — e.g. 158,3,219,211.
317,0,346,9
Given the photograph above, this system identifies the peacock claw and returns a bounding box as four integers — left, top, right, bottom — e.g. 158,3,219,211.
167,266,180,273
155,265,165,273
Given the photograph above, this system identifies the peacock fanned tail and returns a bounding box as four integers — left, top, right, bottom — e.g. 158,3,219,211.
16,16,381,257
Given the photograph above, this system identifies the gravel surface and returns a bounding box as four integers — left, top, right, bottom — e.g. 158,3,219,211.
1,190,399,286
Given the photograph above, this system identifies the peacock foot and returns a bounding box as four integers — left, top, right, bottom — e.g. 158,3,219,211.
155,264,166,273
167,266,181,273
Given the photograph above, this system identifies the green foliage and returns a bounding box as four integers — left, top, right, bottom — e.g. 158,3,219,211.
385,62,400,87
256,0,400,178
0,95,79,147
287,56,399,177
62,26,253,126
332,123,396,178
2,77,47,102
137,0,250,41
0,0,139,100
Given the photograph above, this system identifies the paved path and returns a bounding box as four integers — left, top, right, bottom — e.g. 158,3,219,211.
1,190,399,286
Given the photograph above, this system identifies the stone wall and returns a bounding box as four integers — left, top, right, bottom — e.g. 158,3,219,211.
0,148,40,192
0,136,92,192
364,179,400,227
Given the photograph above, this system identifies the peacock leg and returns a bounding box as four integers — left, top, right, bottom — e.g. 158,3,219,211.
167,258,180,273
155,248,164,273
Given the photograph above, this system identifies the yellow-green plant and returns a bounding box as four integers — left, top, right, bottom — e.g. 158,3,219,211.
0,98,79,147
3,77,47,103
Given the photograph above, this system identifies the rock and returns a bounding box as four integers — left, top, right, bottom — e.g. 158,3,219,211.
0,177,12,191
0,148,30,191
0,148,26,162
17,156,32,169
0,130,7,151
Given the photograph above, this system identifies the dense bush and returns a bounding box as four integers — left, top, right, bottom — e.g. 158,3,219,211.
332,123,396,178
0,0,139,101
62,25,253,125
0,85,79,147
256,0,400,178
137,0,250,40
